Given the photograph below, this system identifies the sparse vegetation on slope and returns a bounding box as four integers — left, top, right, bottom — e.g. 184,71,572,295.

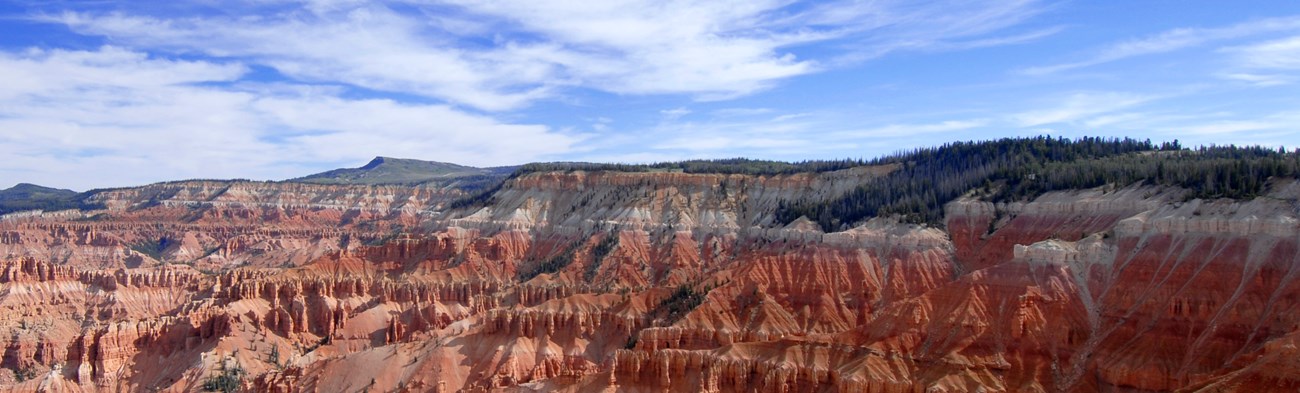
517,242,579,282
652,284,711,326
201,359,245,393
585,233,619,281
130,237,171,261
445,178,507,210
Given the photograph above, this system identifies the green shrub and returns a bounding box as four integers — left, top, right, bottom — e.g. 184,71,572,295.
201,360,245,393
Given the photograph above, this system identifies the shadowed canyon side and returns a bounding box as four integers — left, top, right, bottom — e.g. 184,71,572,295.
2,142,1300,392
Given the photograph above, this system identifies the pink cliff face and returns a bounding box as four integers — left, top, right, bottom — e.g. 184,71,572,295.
1,172,1299,392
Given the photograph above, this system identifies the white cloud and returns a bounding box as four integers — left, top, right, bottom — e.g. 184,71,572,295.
660,107,692,120
1210,35,1300,86
253,93,577,164
1219,72,1293,86
1180,120,1278,136
0,46,246,100
47,0,1046,109
805,0,1052,63
54,8,551,111
1081,112,1145,128
589,117,612,131
711,107,774,117
635,110,826,155
1023,15,1300,75
1227,35,1300,69
1013,92,1153,126
598,110,989,161
928,26,1064,51
1154,111,1300,138
0,46,577,189
832,119,989,139
443,0,822,98
1062,107,1300,148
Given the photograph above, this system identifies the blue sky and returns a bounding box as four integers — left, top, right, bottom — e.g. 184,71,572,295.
2,0,1299,190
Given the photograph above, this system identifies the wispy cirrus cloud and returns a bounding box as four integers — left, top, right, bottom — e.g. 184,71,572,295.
1161,110,1300,138
1022,15,1300,75
52,7,554,111
1211,34,1300,86
1219,72,1294,87
46,0,1051,110
830,119,990,139
1225,35,1300,70
804,0,1054,64
590,107,992,162
1012,92,1155,126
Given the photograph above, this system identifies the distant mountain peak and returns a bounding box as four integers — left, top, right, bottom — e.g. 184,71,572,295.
359,156,388,170
359,156,472,170
288,157,514,185
8,183,63,191
3,183,75,194
0,183,83,215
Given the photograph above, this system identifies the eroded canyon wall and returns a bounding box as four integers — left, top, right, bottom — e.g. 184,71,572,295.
2,169,1298,392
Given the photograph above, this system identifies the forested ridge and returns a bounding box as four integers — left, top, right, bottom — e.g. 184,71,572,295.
422,137,1300,232
776,137,1300,230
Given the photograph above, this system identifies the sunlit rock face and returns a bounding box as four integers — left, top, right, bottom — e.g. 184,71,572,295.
2,171,1299,392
